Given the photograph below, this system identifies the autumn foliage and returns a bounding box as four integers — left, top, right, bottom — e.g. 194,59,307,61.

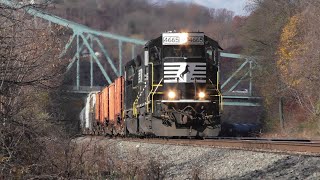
242,0,320,136
277,15,303,87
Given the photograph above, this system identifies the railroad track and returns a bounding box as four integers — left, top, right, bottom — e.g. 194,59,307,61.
118,137,320,154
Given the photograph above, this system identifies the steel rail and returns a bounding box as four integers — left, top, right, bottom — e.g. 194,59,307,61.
118,137,320,154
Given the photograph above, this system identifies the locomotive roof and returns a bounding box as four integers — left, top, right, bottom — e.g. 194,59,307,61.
125,33,223,68
145,33,223,50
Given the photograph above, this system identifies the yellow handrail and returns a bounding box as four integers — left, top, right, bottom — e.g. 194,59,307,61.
151,78,163,113
216,66,223,111
209,78,223,112
145,62,164,113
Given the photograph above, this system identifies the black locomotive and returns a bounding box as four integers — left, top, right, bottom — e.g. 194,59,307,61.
123,32,223,137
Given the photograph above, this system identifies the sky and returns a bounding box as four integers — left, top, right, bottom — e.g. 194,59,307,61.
158,0,249,15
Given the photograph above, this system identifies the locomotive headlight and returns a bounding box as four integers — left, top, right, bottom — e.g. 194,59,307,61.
198,91,206,99
179,33,189,44
168,91,176,99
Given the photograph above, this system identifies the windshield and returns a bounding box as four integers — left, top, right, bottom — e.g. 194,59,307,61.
163,45,204,58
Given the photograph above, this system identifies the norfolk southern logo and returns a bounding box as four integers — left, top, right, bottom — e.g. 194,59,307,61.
180,65,190,79
164,62,206,83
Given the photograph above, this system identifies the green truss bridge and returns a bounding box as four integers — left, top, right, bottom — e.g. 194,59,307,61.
1,0,262,107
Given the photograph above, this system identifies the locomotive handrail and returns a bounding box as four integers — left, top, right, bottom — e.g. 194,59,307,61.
208,78,223,111
146,62,163,113
133,85,146,117
151,78,163,113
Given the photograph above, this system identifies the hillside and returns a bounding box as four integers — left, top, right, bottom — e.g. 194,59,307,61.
50,0,242,50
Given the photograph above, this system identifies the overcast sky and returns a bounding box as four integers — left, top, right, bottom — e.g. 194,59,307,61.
156,0,249,15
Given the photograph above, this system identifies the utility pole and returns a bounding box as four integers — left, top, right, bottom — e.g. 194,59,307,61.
279,97,285,129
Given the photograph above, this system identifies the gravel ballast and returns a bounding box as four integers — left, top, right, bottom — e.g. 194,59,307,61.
77,137,320,179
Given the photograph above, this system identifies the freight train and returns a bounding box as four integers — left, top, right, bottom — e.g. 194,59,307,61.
80,32,226,137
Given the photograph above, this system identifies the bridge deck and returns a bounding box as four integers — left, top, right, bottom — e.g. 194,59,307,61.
222,95,262,106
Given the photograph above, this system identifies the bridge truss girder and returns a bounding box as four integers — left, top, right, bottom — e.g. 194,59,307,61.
1,0,146,89
220,53,261,106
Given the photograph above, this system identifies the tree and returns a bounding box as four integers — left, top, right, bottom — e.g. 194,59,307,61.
0,2,67,178
240,0,299,131
277,1,320,128
241,0,320,135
